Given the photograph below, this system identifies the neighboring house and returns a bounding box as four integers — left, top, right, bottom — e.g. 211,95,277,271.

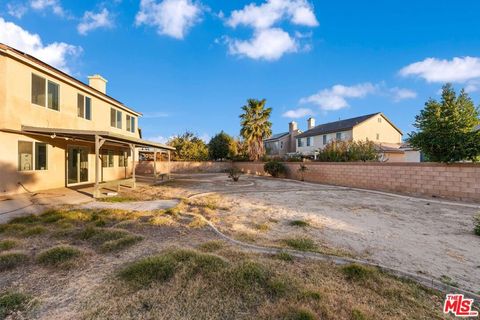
295,113,403,160
399,143,424,162
0,43,174,197
264,121,301,157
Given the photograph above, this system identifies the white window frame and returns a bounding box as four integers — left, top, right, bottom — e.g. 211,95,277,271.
31,73,60,111
77,94,92,120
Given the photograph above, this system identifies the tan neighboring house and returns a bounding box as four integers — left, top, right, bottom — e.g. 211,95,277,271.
0,43,174,197
264,121,301,157
295,113,406,161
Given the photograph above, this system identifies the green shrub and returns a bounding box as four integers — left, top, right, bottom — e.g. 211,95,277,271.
264,160,287,178
0,252,29,271
0,224,26,234
0,292,30,318
37,246,82,267
276,251,294,262
289,220,309,227
341,264,376,281
119,249,227,286
317,139,379,162
0,240,18,252
474,213,480,236
198,240,224,252
100,235,143,252
9,215,40,224
39,210,63,223
230,260,270,288
21,226,47,237
283,238,317,251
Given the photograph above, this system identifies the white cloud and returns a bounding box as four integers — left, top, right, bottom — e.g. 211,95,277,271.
135,0,203,39
77,8,114,35
227,0,318,29
146,135,169,144
282,108,313,118
465,81,479,93
0,18,80,72
390,87,417,102
30,0,65,16
7,3,28,18
399,57,480,83
300,83,377,111
227,28,298,61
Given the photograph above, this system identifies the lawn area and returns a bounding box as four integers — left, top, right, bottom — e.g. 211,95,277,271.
0,175,470,319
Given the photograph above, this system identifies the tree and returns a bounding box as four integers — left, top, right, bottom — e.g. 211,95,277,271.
208,131,235,160
239,99,272,161
408,84,480,163
167,131,209,161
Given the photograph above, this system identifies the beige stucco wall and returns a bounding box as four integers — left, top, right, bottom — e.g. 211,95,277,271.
0,47,141,195
352,114,402,144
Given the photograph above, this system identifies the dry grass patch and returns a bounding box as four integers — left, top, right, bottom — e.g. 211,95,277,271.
37,245,83,268
0,239,18,252
0,252,29,271
78,227,143,252
289,220,310,227
0,292,31,319
198,240,225,252
283,237,317,252
254,223,271,232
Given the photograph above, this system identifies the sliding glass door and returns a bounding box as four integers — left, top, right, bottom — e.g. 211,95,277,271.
67,146,89,185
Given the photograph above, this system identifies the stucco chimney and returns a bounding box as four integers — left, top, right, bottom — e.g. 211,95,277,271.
289,121,298,133
88,74,108,94
307,117,315,130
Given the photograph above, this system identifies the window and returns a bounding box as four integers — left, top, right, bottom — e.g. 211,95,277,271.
102,150,114,167
378,117,382,123
126,115,136,133
297,139,303,147
77,94,92,120
118,151,127,167
31,74,46,107
18,141,33,171
280,141,284,149
35,143,48,170
323,135,327,145
47,81,59,110
307,137,311,147
111,108,122,128
336,132,342,140
376,133,380,140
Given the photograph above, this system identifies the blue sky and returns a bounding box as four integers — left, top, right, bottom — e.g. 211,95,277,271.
1,0,480,142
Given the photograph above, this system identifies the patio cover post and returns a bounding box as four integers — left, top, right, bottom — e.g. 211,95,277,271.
167,150,171,179
153,148,157,183
94,135,105,198
130,143,136,189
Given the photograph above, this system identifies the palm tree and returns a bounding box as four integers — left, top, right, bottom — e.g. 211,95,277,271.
239,99,272,160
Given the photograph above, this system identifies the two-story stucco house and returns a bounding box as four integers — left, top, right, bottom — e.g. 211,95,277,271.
295,113,403,159
0,43,174,197
264,121,301,157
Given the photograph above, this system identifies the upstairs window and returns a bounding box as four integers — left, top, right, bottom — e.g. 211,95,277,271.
111,108,122,128
336,132,342,140
378,117,382,123
323,135,327,145
77,94,92,120
126,115,136,133
31,74,46,107
306,137,311,146
47,81,59,110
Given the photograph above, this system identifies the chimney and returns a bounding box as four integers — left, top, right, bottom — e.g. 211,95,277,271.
88,74,108,94
307,117,315,130
289,121,298,133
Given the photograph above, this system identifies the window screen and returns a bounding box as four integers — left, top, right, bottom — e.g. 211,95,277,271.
31,74,46,107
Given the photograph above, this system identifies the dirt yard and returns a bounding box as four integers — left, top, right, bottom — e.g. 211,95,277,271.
167,173,480,293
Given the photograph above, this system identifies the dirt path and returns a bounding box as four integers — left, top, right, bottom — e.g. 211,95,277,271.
169,173,480,294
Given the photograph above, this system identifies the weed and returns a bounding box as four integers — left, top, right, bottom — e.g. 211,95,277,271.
100,235,143,252
0,240,18,252
254,223,270,232
149,216,175,226
98,196,137,203
0,292,30,318
230,260,270,288
0,224,26,234
37,246,82,267
188,216,207,228
21,226,47,237
474,213,480,236
351,309,368,320
198,240,224,252
440,275,458,287
341,264,376,281
9,215,39,224
279,306,317,320
301,290,322,301
276,251,294,262
0,252,29,271
39,210,63,223
289,220,309,227
283,238,317,251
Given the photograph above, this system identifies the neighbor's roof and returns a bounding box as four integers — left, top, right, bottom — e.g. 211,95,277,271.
264,132,289,141
296,112,402,138
0,42,141,117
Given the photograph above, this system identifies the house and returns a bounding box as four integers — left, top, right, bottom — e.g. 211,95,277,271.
264,121,301,157
0,43,174,197
295,113,403,160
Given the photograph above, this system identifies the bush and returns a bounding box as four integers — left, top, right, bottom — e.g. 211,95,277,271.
100,235,143,252
264,160,287,178
316,139,379,162
283,238,317,251
37,246,82,267
226,167,242,182
0,240,18,252
341,264,376,281
0,292,30,318
0,252,29,271
474,213,480,236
